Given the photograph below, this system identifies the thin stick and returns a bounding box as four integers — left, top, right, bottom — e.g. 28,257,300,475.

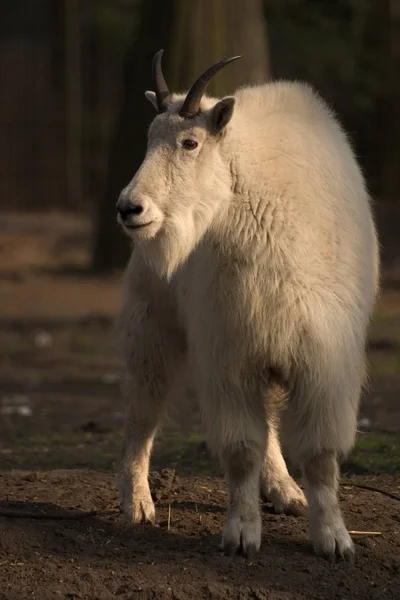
167,503,171,531
348,530,382,536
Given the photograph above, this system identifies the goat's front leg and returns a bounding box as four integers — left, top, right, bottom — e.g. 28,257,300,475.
117,310,184,525
199,377,266,558
222,441,264,558
118,377,163,525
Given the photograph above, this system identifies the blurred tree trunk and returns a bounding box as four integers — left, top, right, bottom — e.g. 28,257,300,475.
64,0,82,210
168,0,270,94
380,0,400,201
92,0,270,271
372,0,400,264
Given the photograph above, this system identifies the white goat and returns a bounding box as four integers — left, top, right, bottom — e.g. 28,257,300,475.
116,50,379,560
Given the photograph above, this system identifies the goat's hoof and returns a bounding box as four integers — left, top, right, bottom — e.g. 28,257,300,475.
261,475,307,517
312,522,355,562
221,513,261,559
119,482,156,525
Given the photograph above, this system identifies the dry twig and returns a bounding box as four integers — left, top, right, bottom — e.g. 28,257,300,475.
348,530,382,536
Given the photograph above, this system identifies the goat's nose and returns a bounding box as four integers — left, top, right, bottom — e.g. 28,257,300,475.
116,197,144,220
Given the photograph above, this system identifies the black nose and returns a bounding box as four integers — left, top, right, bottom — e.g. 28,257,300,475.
116,198,143,220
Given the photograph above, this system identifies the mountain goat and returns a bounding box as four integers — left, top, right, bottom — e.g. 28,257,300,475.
116,50,379,561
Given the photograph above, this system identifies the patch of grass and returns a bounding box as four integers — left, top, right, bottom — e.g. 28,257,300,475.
343,432,400,475
1,426,399,477
0,425,217,475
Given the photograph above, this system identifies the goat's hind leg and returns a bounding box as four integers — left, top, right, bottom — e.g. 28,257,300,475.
302,451,354,561
283,368,359,561
260,419,307,516
260,380,307,516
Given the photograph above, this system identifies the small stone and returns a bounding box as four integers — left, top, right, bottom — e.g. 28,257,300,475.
34,330,52,348
357,417,371,429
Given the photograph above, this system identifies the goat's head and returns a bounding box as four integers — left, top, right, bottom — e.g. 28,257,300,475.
117,50,241,278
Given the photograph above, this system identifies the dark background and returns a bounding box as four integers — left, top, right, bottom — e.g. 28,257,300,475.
1,0,398,269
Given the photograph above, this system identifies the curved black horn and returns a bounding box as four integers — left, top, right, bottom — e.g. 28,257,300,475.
152,49,170,113
179,55,241,118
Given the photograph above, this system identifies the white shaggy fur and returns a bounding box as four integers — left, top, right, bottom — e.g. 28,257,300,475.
116,80,379,560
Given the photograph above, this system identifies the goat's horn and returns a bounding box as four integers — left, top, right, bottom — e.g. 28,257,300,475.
179,56,241,119
153,49,171,113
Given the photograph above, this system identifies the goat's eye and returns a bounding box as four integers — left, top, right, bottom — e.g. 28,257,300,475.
181,139,198,150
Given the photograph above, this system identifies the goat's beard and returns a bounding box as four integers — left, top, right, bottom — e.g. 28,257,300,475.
139,202,215,280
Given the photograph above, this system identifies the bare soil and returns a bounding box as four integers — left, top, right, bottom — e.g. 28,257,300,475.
0,470,399,600
0,212,399,600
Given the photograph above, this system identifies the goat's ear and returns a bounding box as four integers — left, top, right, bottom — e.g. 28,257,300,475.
145,91,158,111
211,96,236,134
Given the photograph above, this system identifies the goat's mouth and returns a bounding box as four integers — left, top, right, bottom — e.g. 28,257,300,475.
124,221,154,230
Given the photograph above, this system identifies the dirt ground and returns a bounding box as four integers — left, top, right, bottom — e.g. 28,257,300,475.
0,212,399,600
